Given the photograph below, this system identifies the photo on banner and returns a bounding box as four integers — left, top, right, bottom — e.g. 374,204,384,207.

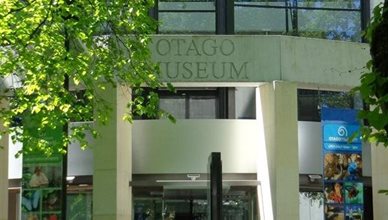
344,182,364,204
324,182,344,204
325,204,344,220
345,204,363,220
21,154,63,220
323,153,362,181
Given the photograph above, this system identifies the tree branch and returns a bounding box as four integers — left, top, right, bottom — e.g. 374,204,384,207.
28,14,49,40
0,0,37,19
28,0,55,41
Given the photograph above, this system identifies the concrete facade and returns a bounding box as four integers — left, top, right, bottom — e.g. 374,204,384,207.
151,36,369,89
3,34,376,219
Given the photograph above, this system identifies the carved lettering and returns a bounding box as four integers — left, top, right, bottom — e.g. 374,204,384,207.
164,62,179,79
155,38,251,81
186,40,201,56
155,38,236,57
220,39,234,56
196,62,208,79
156,39,171,56
171,38,186,56
202,39,217,56
182,62,193,79
229,62,248,79
212,62,224,79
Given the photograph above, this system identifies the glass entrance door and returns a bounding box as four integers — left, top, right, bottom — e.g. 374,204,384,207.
133,187,257,220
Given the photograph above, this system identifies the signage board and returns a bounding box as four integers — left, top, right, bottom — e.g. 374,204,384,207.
21,114,64,220
322,108,363,220
21,153,63,220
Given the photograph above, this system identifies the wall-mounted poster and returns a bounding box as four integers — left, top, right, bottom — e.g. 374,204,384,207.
21,113,64,220
22,154,63,220
322,108,363,220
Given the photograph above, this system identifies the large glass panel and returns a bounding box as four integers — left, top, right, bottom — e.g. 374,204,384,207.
159,0,215,34
158,89,221,119
159,97,186,119
159,12,216,34
297,89,357,121
189,97,217,119
297,10,362,41
159,0,215,11
235,6,287,34
66,193,93,220
235,0,286,7
299,192,324,220
134,199,163,219
297,0,361,10
133,186,257,220
234,0,363,41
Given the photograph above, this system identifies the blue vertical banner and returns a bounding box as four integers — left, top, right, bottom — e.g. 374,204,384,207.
322,108,363,220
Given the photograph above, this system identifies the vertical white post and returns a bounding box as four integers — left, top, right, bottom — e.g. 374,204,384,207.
93,85,132,220
371,144,388,219
256,83,275,220
0,100,9,220
256,81,299,220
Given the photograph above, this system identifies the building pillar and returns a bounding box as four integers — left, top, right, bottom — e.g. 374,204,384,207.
93,85,132,220
256,81,299,220
371,144,388,219
0,100,9,220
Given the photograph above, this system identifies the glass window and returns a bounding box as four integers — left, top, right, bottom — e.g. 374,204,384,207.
235,5,288,34
66,192,93,220
159,97,186,118
158,0,216,34
298,89,357,121
133,186,258,220
235,0,288,34
233,0,365,42
159,12,216,34
299,192,324,220
297,9,361,41
159,89,221,119
155,0,367,42
189,96,218,118
134,88,227,120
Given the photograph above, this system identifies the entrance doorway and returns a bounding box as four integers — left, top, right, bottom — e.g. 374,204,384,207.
133,186,258,220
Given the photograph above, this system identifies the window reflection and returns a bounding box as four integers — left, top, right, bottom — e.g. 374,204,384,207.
233,0,364,41
297,89,360,121
158,0,216,34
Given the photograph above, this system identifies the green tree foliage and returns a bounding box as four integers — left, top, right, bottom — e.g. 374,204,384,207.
0,0,165,155
354,1,388,146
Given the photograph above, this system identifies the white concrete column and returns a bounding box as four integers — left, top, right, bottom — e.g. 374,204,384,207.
371,144,388,219
0,100,9,220
93,85,132,220
256,81,299,220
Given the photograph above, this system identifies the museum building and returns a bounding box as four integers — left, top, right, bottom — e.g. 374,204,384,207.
3,0,388,219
